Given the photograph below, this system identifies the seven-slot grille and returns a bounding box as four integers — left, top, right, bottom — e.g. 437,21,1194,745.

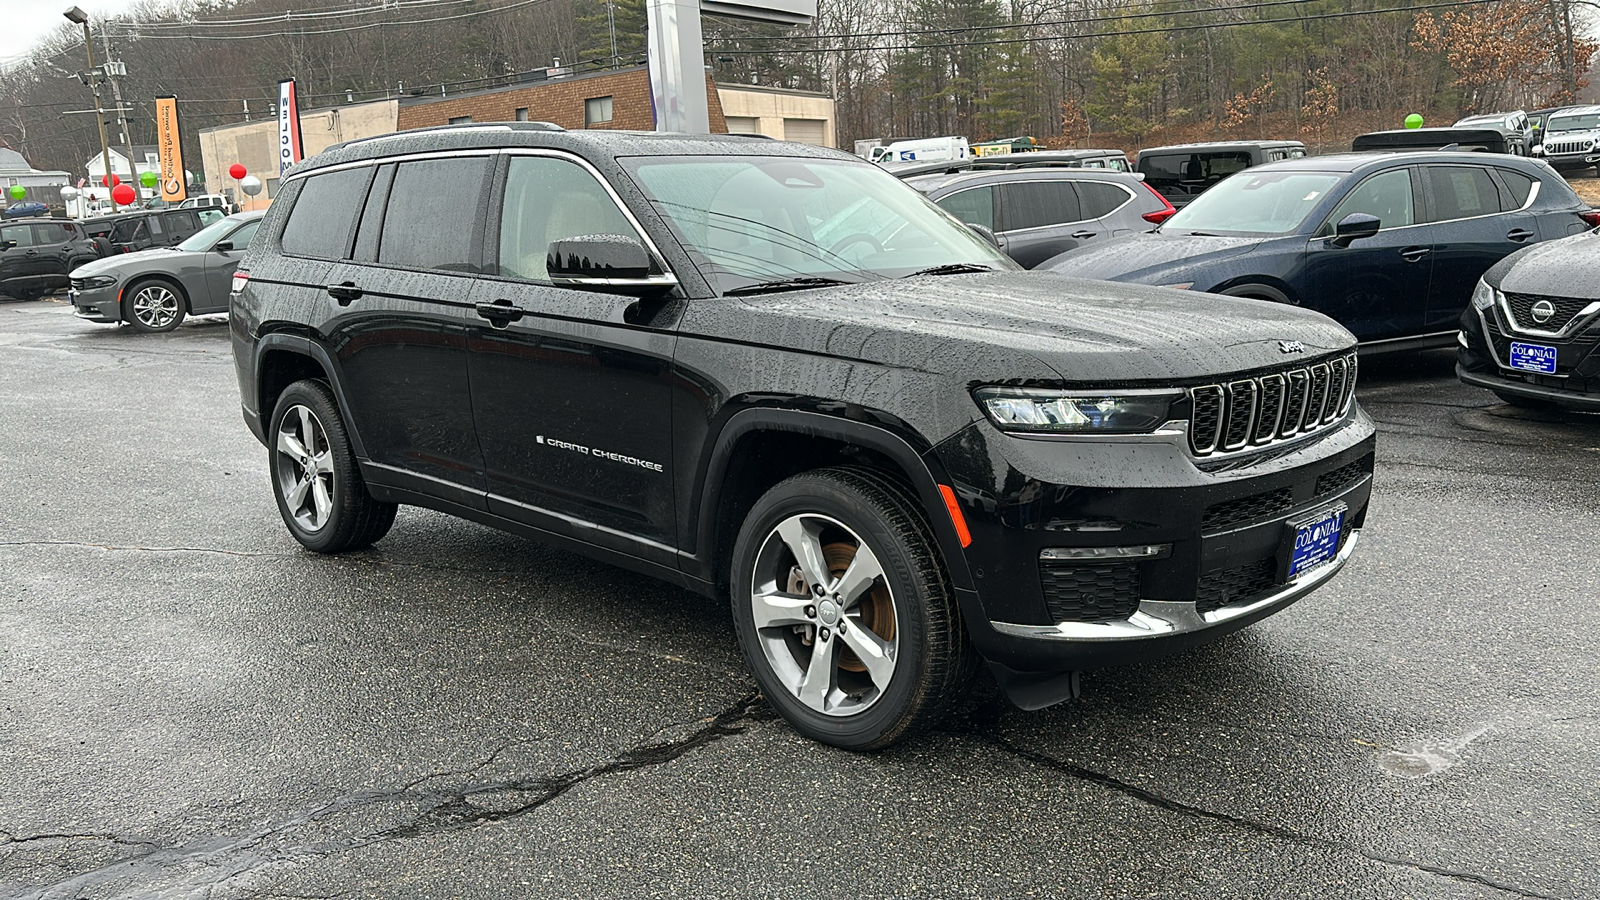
1501,292,1599,335
1544,139,1591,155
1188,354,1357,456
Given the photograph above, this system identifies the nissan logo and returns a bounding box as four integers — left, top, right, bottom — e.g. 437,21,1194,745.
1531,299,1557,323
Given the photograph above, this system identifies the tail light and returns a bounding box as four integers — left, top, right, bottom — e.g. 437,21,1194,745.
231,271,250,294
1580,210,1600,229
1140,183,1177,225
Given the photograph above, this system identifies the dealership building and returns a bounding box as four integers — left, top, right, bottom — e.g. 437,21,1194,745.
199,66,835,209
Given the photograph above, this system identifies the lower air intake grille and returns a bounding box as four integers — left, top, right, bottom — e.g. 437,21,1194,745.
1201,487,1294,532
1194,558,1278,614
1040,561,1140,623
1315,456,1371,497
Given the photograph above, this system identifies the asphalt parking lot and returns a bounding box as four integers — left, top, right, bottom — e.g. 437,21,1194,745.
2,297,1597,900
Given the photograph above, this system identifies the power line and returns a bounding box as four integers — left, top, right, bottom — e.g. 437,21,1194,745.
709,0,1504,53
126,0,482,29
111,0,555,41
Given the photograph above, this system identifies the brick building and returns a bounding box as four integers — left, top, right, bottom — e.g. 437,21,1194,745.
398,67,728,133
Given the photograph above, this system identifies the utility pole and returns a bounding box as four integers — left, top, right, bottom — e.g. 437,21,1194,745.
100,25,141,200
64,7,119,213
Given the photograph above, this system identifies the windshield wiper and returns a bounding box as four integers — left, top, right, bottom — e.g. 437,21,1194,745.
724,276,855,296
905,263,994,277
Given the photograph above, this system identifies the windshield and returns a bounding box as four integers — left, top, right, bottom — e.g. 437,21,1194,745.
621,155,1014,293
1161,171,1342,235
177,215,240,252
1547,113,1600,133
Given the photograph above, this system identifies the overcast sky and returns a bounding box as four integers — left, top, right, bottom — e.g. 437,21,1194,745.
0,0,144,71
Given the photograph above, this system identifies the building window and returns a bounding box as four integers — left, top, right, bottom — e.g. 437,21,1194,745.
515,108,529,122
448,115,472,125
584,96,613,127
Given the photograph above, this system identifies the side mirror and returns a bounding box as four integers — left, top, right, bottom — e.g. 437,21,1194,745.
0,240,14,251
546,234,676,295
1330,213,1381,248
214,240,234,252
967,222,1002,249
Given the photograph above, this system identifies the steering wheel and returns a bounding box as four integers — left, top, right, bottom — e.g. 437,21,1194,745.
825,232,884,257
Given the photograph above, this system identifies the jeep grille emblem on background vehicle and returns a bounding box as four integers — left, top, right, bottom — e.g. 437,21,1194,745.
1278,340,1306,354
1531,299,1557,323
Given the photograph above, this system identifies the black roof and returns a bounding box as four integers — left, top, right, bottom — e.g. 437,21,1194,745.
299,123,849,176
1137,140,1304,156
1349,127,1516,152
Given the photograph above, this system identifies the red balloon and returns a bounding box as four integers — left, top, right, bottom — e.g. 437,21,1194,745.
111,183,136,205
228,163,247,180
101,173,121,187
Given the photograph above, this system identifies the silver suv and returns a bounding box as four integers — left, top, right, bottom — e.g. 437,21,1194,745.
1536,105,1600,174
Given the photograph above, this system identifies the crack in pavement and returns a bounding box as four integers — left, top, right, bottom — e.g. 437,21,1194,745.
967,732,1563,900
0,829,157,851
0,540,284,559
2,694,767,899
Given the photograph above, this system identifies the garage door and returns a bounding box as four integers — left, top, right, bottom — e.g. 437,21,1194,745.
725,116,760,135
783,118,826,146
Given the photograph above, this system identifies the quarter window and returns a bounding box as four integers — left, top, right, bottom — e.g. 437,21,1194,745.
934,187,995,231
1001,182,1082,231
378,157,490,272
1075,182,1131,219
1498,169,1536,207
494,155,643,281
280,166,373,259
1323,168,1415,233
1424,166,1503,222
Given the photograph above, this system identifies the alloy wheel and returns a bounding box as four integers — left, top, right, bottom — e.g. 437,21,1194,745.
749,513,900,717
274,404,335,533
131,284,180,329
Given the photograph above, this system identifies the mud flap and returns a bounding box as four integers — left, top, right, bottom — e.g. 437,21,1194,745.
988,663,1081,711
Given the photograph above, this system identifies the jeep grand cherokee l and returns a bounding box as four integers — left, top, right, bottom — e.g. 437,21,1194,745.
231,124,1376,750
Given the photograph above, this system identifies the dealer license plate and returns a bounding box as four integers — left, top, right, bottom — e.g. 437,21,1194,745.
1289,506,1345,577
1509,341,1558,374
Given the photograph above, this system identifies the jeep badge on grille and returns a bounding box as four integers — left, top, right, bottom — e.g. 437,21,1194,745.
1278,340,1306,354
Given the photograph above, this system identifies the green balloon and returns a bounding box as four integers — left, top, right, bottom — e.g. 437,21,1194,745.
1404,114,1424,129
139,170,159,188
7,185,24,200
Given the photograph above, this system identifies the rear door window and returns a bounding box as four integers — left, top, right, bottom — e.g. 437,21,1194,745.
378,157,491,272
1000,181,1082,231
161,212,200,243
32,222,75,245
493,155,643,281
280,166,374,260
1424,166,1504,222
933,187,995,231
1076,182,1132,219
1140,152,1252,191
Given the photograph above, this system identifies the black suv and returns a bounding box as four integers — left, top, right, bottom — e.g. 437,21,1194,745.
232,125,1376,749
0,217,103,301
82,207,223,256
1137,140,1307,209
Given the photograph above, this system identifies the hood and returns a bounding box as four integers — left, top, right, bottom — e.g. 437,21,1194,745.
70,246,184,278
1039,232,1268,284
701,270,1355,385
1490,231,1600,295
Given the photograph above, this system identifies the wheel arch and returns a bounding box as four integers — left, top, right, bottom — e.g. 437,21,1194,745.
253,333,369,459
1213,279,1296,305
691,408,976,596
121,273,190,322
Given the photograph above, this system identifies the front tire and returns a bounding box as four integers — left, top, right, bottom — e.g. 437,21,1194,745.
269,380,397,553
730,467,974,750
125,279,187,333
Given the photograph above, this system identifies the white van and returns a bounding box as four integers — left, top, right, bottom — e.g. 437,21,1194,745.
870,136,971,165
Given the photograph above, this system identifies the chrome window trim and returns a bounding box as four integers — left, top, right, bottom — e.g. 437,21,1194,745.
281,147,504,184
1314,165,1541,237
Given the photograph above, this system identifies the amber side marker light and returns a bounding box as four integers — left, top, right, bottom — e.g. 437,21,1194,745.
938,484,972,547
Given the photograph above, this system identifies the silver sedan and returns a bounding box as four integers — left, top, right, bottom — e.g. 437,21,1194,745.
69,211,264,333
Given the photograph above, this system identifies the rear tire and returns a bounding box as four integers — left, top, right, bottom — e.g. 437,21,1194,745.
730,466,975,750
269,379,397,553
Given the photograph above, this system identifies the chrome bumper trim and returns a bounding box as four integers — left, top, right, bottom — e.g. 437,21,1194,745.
991,531,1360,642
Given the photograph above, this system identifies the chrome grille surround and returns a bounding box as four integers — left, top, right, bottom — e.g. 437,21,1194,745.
1187,353,1358,457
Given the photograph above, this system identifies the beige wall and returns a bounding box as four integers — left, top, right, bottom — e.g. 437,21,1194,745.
199,99,398,211
716,84,836,148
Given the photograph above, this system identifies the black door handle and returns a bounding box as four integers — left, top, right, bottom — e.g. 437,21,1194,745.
475,299,524,328
1070,230,1097,240
1399,246,1430,262
1507,228,1535,242
326,281,362,305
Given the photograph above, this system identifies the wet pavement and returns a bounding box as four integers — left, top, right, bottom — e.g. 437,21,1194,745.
2,297,1596,899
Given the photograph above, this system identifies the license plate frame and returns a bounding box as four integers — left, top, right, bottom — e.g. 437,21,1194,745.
1279,502,1347,581
1509,341,1558,375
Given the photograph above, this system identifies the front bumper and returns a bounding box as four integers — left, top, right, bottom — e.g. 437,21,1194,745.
69,285,122,323
1457,300,1600,409
936,407,1376,675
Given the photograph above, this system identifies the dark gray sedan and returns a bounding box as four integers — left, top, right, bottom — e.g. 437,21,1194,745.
69,211,263,333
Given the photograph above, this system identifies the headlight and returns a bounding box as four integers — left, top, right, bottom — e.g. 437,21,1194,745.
974,387,1182,434
1471,278,1499,311
78,275,117,289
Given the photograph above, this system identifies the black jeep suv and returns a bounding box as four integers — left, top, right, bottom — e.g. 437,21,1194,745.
231,125,1376,749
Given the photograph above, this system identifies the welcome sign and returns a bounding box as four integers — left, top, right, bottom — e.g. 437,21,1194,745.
278,79,304,176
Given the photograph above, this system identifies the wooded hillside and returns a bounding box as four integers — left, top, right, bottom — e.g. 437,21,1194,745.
1,0,1591,179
